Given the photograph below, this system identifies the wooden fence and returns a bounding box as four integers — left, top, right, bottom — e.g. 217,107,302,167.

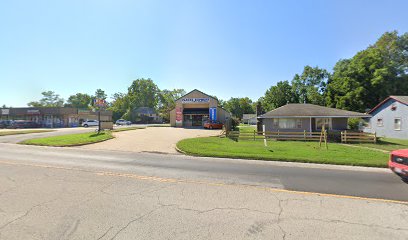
227,130,325,141
340,131,377,143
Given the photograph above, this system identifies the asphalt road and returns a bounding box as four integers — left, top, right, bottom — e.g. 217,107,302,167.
0,142,407,201
0,124,149,144
1,143,408,239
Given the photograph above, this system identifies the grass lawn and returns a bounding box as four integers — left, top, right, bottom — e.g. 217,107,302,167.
237,125,257,133
177,137,389,168
351,138,408,152
20,131,113,147
0,130,54,136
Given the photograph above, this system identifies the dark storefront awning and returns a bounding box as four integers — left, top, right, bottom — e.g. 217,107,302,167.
183,108,209,115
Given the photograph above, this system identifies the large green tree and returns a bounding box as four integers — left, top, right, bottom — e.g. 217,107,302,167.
262,80,296,112
291,65,329,105
94,89,107,100
224,97,255,119
28,91,64,107
65,93,92,108
158,89,186,122
109,92,130,121
127,78,160,109
326,31,408,112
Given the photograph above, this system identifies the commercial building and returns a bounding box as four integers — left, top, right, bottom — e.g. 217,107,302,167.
258,103,369,132
0,107,112,128
170,89,231,127
363,96,408,139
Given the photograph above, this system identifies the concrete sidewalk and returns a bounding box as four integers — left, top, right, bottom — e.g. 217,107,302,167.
81,127,221,154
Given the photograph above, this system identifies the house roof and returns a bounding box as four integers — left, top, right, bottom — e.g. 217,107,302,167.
133,107,156,114
175,89,217,102
242,114,257,120
368,96,408,114
258,104,369,118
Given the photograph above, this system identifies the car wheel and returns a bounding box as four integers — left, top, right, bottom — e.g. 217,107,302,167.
84,124,88,128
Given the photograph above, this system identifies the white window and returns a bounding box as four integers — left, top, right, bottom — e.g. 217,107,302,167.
394,118,401,130
377,118,384,127
273,119,279,128
277,118,302,129
315,118,331,130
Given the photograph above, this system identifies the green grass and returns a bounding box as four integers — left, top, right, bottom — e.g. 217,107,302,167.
20,131,113,147
351,138,408,152
177,137,389,168
237,125,257,133
0,130,54,136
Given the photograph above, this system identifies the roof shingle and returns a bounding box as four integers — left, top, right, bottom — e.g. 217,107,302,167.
259,104,369,118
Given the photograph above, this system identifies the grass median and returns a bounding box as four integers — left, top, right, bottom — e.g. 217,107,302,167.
176,137,389,168
20,131,113,147
0,130,54,136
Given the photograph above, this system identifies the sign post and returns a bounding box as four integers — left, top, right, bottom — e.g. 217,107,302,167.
94,99,106,133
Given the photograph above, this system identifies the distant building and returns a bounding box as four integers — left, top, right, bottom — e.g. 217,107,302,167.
169,89,231,127
258,103,369,132
242,114,257,125
363,96,408,139
132,107,162,123
0,107,112,128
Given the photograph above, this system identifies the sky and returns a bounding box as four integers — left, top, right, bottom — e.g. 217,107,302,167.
1,0,408,107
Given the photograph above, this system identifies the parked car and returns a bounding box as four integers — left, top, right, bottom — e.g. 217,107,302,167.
116,119,131,126
82,120,99,127
389,149,408,181
204,121,223,129
9,120,41,129
0,120,13,128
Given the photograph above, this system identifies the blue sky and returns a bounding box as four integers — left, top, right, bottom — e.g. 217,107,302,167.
1,0,408,107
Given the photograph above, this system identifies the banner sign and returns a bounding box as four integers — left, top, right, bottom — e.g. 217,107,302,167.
27,109,40,115
1,109,9,115
176,107,182,124
209,107,217,121
181,98,210,104
94,99,107,108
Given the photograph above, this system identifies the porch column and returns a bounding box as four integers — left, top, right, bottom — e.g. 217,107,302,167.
309,117,312,133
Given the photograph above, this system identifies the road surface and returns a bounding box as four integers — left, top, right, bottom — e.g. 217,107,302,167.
0,143,407,239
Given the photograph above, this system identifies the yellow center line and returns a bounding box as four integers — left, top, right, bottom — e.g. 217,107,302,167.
0,159,407,205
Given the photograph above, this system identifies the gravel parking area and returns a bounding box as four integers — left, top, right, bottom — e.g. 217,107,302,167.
80,127,221,154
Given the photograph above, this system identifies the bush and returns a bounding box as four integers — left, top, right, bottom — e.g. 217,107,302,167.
231,117,240,130
348,118,361,131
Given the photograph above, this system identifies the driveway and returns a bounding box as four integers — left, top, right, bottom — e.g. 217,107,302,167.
81,127,221,154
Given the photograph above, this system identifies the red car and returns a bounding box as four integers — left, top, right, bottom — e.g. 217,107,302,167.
204,121,223,129
389,149,408,180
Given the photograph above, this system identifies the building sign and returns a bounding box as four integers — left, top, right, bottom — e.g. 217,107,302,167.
94,99,107,108
209,107,217,121
181,98,210,104
176,107,182,124
27,109,40,115
1,109,9,115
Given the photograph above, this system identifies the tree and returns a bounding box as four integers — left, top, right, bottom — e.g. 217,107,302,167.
109,92,130,121
262,80,296,112
127,78,160,109
65,93,92,108
28,91,64,107
291,66,329,105
224,97,255,119
94,89,107,100
158,89,186,122
326,31,408,112
1,104,7,108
